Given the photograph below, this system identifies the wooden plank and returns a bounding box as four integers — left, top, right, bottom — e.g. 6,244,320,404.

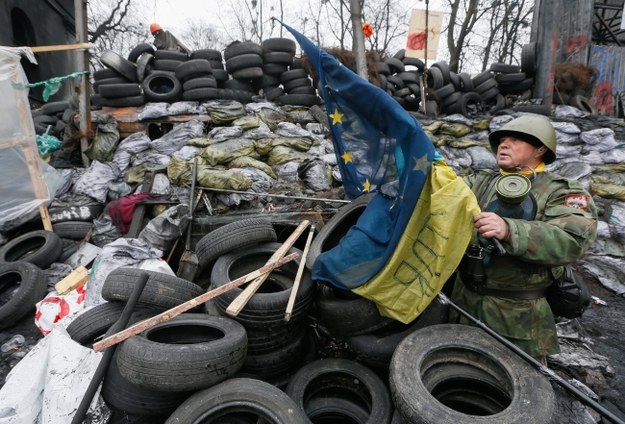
285,224,316,321
39,204,53,231
30,43,91,53
92,252,300,352
225,220,310,317
55,266,89,295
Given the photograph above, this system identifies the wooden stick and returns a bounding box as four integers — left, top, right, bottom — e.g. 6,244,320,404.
285,224,316,321
30,43,92,53
92,252,300,352
225,220,310,317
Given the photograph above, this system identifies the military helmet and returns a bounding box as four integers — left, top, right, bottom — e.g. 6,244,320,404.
488,115,557,164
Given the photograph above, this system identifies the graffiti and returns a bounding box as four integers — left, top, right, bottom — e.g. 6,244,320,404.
593,80,613,114
407,31,427,50
566,34,588,57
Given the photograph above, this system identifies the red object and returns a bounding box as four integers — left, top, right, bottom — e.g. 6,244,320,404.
362,23,373,38
407,31,427,51
106,192,161,234
150,23,163,34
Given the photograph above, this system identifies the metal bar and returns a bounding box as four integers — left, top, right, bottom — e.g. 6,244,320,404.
199,185,350,204
92,252,301,352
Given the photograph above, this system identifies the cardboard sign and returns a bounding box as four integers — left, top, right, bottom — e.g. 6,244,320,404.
405,8,444,60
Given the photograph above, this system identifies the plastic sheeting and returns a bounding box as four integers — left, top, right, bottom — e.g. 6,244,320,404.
151,119,204,155
0,328,108,424
85,238,163,307
0,47,52,231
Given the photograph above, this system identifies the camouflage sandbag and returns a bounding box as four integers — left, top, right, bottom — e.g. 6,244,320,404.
280,105,315,124
590,182,625,201
267,145,309,166
254,138,274,156
228,156,277,179
199,138,257,166
204,100,246,124
232,115,261,130
167,156,193,186
86,113,119,162
125,163,168,184
186,137,213,148
197,167,252,191
472,118,490,131
270,136,316,152
438,122,472,137
592,163,625,173
422,121,443,134
592,172,625,186
447,137,488,149
258,108,289,131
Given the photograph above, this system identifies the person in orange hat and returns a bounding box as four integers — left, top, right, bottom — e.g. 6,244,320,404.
150,23,191,55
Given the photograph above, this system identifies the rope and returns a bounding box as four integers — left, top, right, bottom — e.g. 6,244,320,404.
18,71,89,101
36,125,61,158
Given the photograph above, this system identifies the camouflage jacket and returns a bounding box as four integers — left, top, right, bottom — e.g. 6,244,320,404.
450,169,598,357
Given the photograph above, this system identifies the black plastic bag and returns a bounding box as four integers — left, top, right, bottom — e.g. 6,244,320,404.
547,265,591,319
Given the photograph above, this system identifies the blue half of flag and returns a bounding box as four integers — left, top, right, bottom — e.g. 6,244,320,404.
278,20,436,290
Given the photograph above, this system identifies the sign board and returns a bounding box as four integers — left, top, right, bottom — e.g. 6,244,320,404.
405,8,444,60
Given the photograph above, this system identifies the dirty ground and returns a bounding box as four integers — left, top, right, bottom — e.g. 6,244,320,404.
1,272,625,422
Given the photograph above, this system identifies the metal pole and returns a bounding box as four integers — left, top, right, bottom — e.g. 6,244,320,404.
438,292,625,424
71,273,150,424
350,0,368,79
198,185,350,204
419,0,430,114
74,0,91,167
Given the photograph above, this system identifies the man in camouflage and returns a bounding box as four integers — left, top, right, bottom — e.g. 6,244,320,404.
450,115,597,360
150,23,191,55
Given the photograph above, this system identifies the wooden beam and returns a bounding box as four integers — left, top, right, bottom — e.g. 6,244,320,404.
285,224,316,321
30,43,92,53
92,252,300,352
55,266,89,295
225,220,310,317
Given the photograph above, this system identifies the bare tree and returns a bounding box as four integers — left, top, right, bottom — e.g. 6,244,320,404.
223,0,283,43
88,0,146,68
363,0,409,57
442,0,533,73
444,0,494,73
179,19,225,51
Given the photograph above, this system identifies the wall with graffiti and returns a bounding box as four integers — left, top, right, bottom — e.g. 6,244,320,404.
588,45,625,116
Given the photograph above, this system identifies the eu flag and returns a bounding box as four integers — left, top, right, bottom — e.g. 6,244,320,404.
278,20,436,290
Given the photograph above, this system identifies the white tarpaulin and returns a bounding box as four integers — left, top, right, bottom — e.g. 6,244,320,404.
0,328,108,424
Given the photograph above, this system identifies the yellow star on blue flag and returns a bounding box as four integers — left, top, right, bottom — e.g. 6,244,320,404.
277,18,435,291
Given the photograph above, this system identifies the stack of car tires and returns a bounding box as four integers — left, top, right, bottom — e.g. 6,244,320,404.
94,50,145,108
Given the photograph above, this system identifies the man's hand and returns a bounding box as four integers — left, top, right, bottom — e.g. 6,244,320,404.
474,212,510,241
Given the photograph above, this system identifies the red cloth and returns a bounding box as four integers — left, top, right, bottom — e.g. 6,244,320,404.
106,192,161,234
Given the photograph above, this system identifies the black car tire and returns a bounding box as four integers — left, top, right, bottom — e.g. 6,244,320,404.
0,261,46,329
164,378,308,423
102,267,203,309
116,313,247,392
390,324,556,423
0,230,62,268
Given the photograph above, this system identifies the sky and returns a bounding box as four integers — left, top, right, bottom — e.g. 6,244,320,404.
144,0,447,39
